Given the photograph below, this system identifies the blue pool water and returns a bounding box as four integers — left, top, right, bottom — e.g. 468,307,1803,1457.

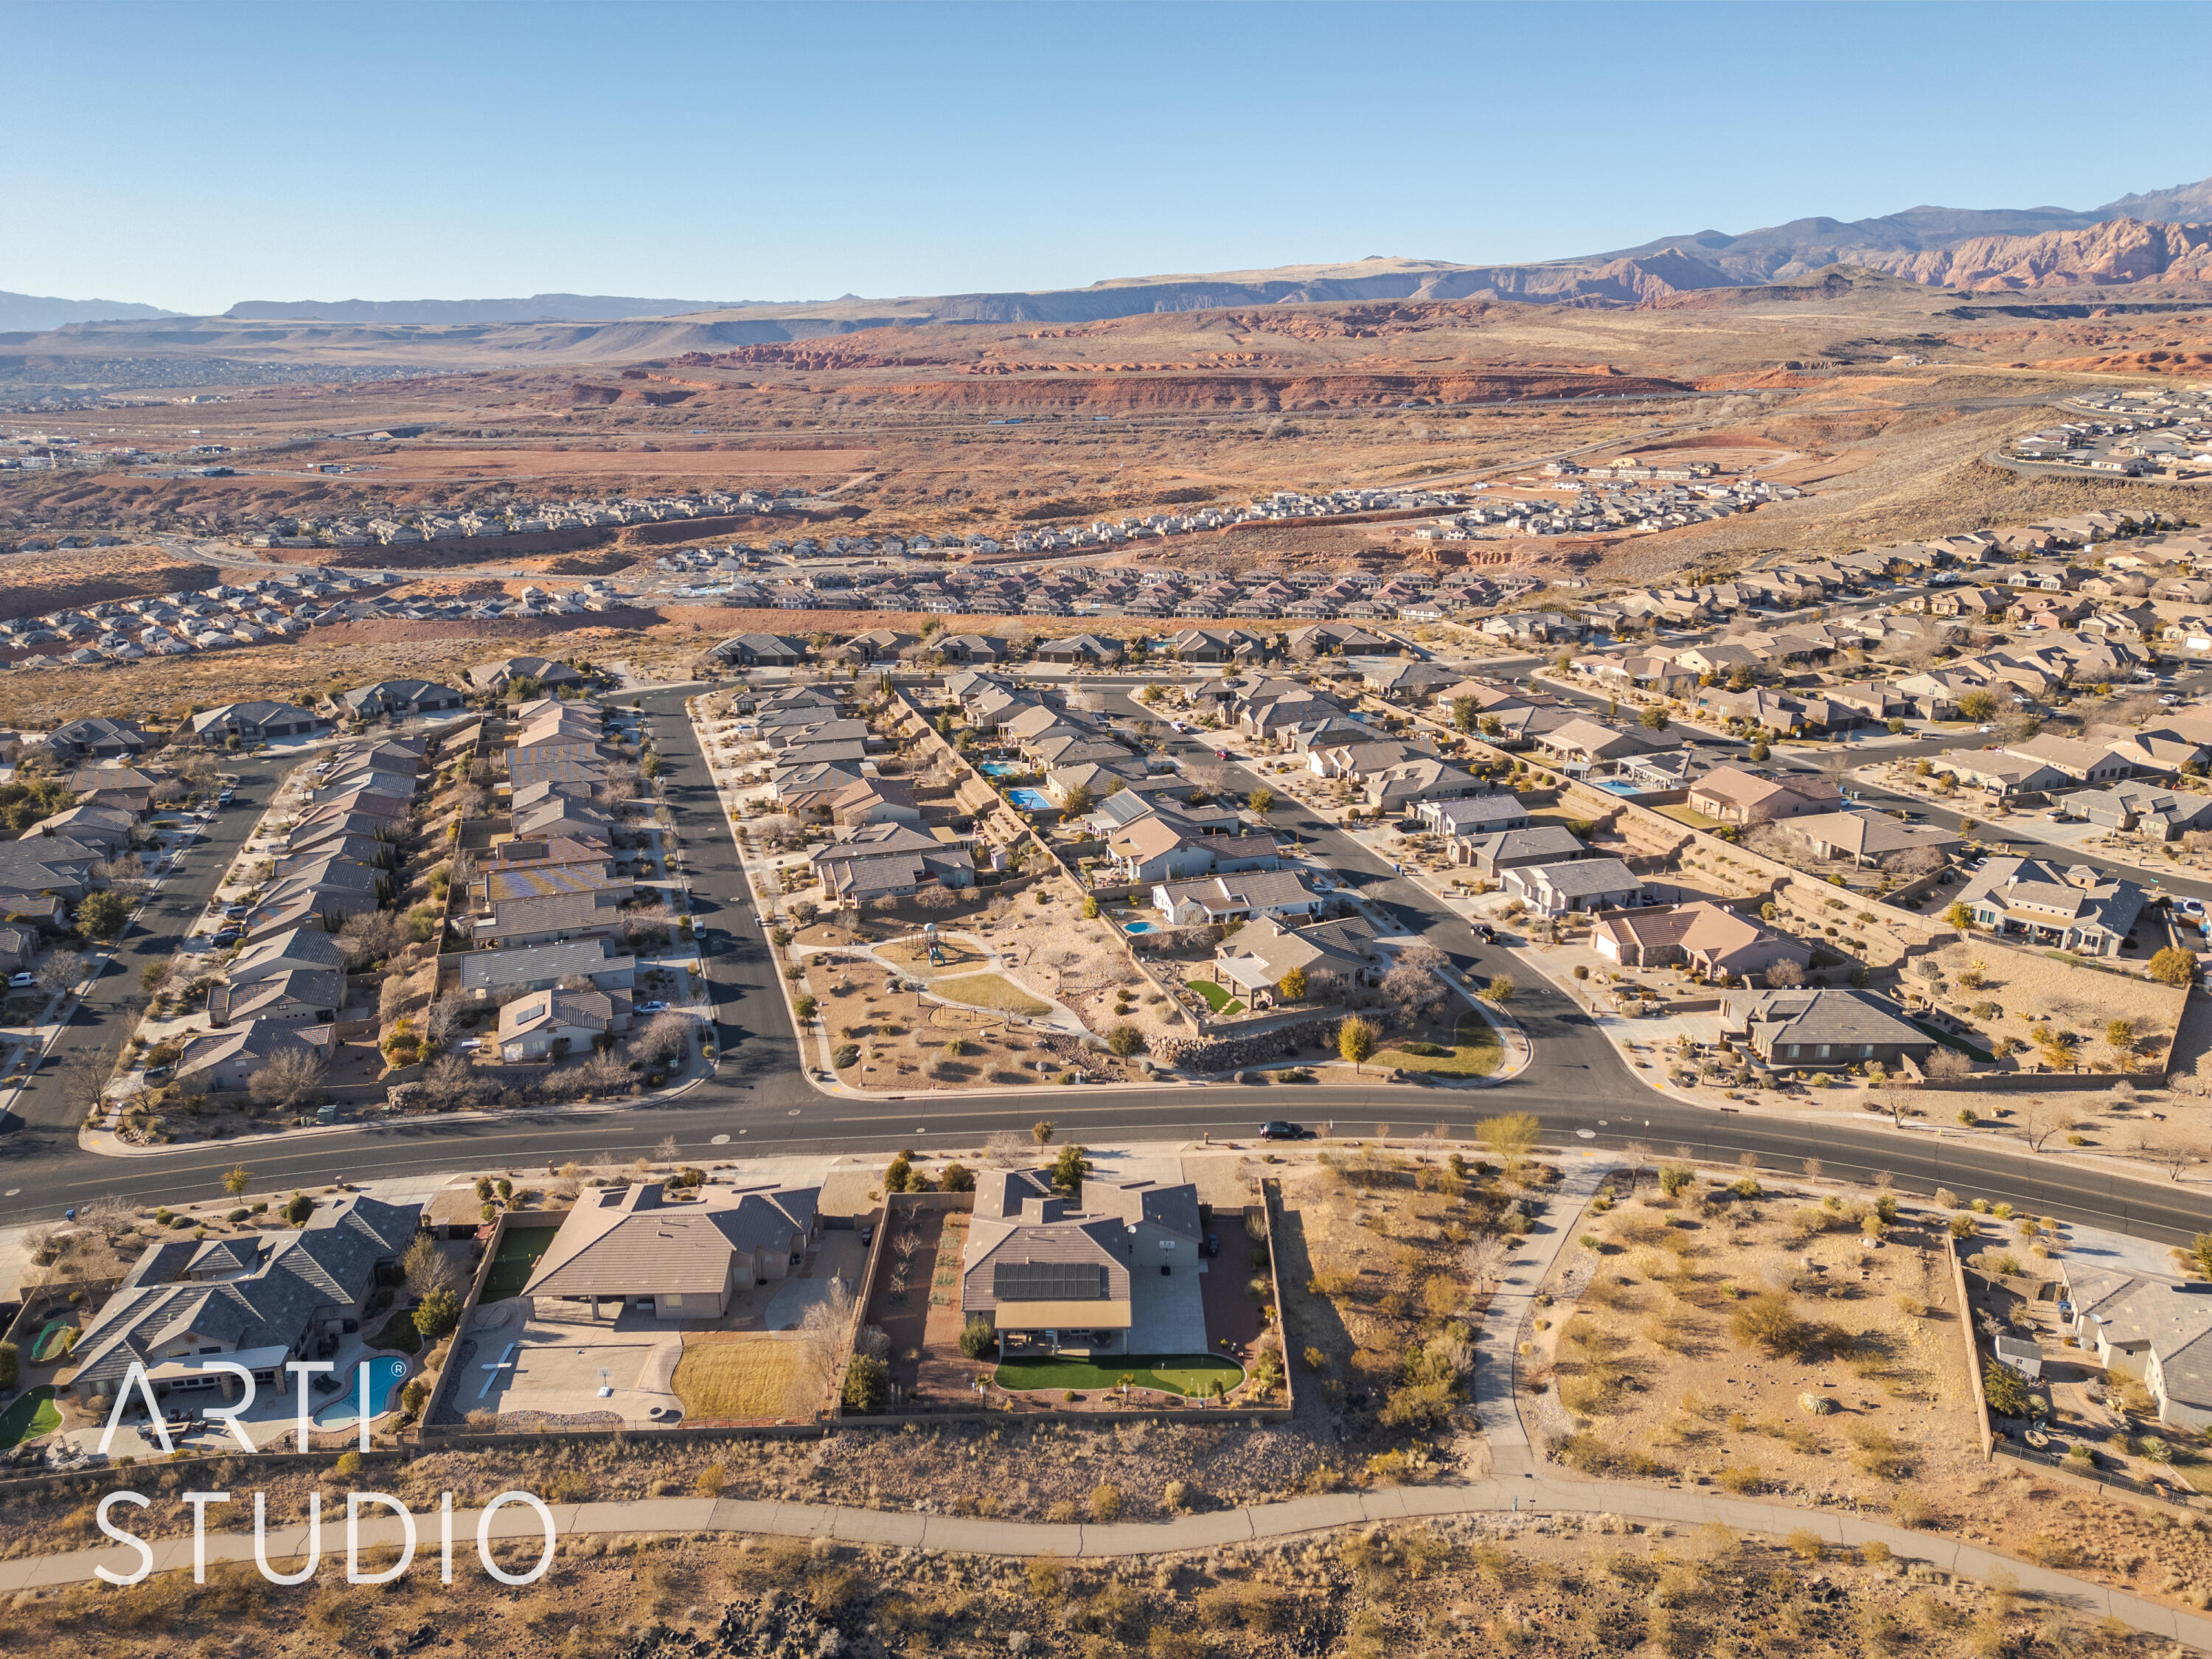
979,762,1026,778
1589,778,1644,796
312,1355,409,1429
1007,787,1057,811
1124,921,1156,934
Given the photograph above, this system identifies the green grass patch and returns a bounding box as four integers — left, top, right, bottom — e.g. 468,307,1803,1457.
481,1225,560,1303
0,1385,59,1450
1375,1011,1503,1077
1185,980,1246,1016
1911,1021,1994,1063
995,1354,1245,1398
1654,803,1723,831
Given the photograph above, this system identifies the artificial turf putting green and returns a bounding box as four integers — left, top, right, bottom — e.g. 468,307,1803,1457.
481,1225,560,1302
0,1385,60,1449
993,1354,1245,1398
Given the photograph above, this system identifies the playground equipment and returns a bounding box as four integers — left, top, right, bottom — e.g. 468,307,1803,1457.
923,923,946,966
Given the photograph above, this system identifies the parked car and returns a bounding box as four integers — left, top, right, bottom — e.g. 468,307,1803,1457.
7,972,34,988
212,928,242,945
223,904,248,919
637,1000,670,1014
1204,1232,1220,1257
2177,897,2206,918
1258,1121,1312,1141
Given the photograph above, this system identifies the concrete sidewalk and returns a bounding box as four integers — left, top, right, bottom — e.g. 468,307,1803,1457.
1472,1158,1613,1477
10,1475,2208,1647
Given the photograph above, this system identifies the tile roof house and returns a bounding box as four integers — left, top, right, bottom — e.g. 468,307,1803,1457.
1451,824,1592,877
1502,856,1644,916
1152,869,1320,927
1954,856,2145,957
1686,767,1843,826
521,1181,821,1321
69,1192,420,1402
468,654,590,690
498,985,635,1059
961,1172,1206,1357
2003,734,2132,785
1927,748,2070,800
1774,810,1963,868
2060,1265,2212,1430
1418,794,1532,839
186,700,326,746
175,1018,334,1093
1365,757,1482,813
1592,900,1809,982
1212,914,1393,1003
335,678,465,720
2061,781,2212,842
46,717,150,760
1722,987,1938,1072
810,823,976,901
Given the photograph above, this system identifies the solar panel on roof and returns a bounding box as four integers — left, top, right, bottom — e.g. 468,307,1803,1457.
994,1262,1106,1301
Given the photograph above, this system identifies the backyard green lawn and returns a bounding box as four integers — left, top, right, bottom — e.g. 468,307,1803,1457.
1184,980,1246,1016
0,1386,60,1450
481,1226,560,1302
1374,1010,1503,1077
995,1354,1244,1398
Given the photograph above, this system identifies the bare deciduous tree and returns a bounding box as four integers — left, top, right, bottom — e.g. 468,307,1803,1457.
1461,1233,1509,1294
401,1234,462,1299
248,1046,327,1110
1763,958,1806,990
36,950,87,998
792,1278,857,1418
339,911,406,967
635,1012,695,1068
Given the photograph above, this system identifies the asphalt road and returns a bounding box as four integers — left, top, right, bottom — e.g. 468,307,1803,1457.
7,690,2212,1253
0,755,287,1150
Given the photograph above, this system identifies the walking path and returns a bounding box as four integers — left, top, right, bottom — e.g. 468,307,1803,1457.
1472,1158,1612,1477
13,1476,2210,1647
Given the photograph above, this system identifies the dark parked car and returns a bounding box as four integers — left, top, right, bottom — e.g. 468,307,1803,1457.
1204,1232,1220,1257
1258,1121,1311,1141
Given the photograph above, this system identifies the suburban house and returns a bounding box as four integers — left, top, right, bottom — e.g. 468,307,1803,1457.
459,938,639,998
187,701,325,747
1107,816,1281,884
1722,987,1938,1072
1928,748,2070,800
1501,857,1644,916
1211,914,1393,1004
1591,901,1810,983
1151,869,1320,927
2003,734,2132,786
2059,1264,2212,1430
1450,824,1591,877
496,985,636,1060
1531,717,1661,767
469,862,626,949
69,1193,421,1404
0,835,105,901
206,967,344,1028
45,717,150,761
335,679,466,721
1034,634,1124,667
468,655,590,692
1419,794,1532,839
2061,782,2212,842
520,1181,821,1322
1774,810,1963,868
1687,767,1843,826
1954,856,2146,957
26,803,136,854
1365,758,1481,814
810,823,977,902
174,1020,333,1093
960,1171,1207,1357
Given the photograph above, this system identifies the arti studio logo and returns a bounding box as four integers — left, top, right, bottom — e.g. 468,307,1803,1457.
88,1357,555,1587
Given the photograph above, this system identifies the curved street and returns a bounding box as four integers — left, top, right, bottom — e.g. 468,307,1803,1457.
2,685,2210,1254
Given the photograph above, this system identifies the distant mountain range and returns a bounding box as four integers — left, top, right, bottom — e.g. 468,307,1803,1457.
222,293,746,325
7,173,2210,347
0,290,184,331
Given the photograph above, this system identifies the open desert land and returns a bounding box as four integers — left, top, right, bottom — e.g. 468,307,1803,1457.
10,270,2208,590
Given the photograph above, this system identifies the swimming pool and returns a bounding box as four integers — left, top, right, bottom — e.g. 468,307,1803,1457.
1589,778,1644,796
312,1355,410,1430
978,762,1028,778
1124,921,1156,934
1007,787,1057,812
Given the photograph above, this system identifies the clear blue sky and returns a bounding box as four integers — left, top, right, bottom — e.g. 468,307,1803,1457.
6,0,2207,314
